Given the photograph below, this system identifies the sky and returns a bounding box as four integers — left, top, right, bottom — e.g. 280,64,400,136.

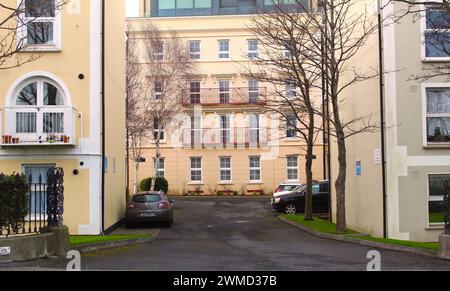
126,0,139,17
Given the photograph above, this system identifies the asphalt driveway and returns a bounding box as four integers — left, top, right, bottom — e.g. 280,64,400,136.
2,197,450,271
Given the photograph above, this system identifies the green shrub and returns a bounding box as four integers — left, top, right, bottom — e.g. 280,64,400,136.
139,177,169,193
0,173,29,234
139,178,152,192
154,177,169,193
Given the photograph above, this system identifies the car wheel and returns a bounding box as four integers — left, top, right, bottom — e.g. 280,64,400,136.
284,203,297,215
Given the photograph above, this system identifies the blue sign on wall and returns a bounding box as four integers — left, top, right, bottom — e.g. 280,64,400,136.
356,160,362,176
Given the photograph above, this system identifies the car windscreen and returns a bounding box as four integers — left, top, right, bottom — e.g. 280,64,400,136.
132,194,162,203
279,185,300,192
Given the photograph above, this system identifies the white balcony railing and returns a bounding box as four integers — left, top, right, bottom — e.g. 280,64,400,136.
0,106,76,147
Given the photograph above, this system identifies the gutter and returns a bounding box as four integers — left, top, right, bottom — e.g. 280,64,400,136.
101,0,106,234
377,0,388,239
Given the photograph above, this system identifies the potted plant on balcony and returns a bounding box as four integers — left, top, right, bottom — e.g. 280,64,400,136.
46,134,58,144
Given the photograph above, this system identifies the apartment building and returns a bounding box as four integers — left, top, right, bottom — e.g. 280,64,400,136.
127,0,325,196
332,0,450,242
0,0,126,235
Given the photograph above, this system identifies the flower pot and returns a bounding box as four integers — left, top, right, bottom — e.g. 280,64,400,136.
64,136,70,144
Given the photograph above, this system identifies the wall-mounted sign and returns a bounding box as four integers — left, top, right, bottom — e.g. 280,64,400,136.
373,149,382,165
0,247,11,256
356,160,362,176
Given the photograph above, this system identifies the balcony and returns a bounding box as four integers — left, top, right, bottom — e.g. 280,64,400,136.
182,87,266,106
182,127,269,148
0,107,76,147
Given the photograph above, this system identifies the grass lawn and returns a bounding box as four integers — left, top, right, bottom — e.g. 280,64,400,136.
282,214,439,252
70,234,150,246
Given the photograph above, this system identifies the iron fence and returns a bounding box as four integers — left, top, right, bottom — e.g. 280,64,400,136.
0,167,64,237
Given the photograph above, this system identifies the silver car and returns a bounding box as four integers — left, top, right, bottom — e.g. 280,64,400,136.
125,191,174,228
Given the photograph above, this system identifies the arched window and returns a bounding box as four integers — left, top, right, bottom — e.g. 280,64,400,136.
3,76,73,146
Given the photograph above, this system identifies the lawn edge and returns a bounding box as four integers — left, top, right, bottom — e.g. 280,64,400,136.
70,229,160,254
279,216,444,260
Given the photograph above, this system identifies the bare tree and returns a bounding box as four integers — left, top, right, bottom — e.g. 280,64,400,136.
126,33,149,194
244,2,324,220
255,0,380,231
0,0,65,70
128,24,195,191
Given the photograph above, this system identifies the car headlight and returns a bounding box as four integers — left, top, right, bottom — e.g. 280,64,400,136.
274,198,281,203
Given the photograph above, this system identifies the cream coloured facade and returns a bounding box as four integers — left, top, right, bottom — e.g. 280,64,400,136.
0,0,126,235
127,0,325,196
331,0,450,242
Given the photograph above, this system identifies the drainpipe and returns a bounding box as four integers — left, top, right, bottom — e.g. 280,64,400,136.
101,0,106,234
377,0,388,239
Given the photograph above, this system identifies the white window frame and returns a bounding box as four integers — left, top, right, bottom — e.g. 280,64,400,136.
218,39,230,60
153,41,164,61
154,81,163,100
21,163,56,221
218,79,231,103
152,117,165,142
421,83,450,147
286,155,299,182
219,157,232,183
421,2,450,62
190,157,202,183
153,157,165,178
2,76,73,145
426,173,448,226
248,80,259,102
189,40,201,60
247,39,259,59
285,80,297,99
18,0,62,51
249,156,262,183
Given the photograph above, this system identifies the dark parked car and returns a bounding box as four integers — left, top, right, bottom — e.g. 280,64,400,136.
271,181,330,214
126,191,174,228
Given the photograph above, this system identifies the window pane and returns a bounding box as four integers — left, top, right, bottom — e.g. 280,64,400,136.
43,82,63,105
43,112,64,133
27,22,54,45
429,201,445,223
177,0,193,8
427,117,450,142
195,0,211,8
425,32,450,58
159,0,175,16
16,83,37,105
16,112,37,133
25,0,55,17
427,88,450,113
426,8,450,29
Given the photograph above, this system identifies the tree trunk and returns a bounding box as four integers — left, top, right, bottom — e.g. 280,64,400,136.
133,161,140,194
304,112,315,221
335,133,347,233
151,142,161,191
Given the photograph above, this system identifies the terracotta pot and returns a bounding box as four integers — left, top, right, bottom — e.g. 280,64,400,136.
5,135,12,144
64,136,70,143
12,137,19,144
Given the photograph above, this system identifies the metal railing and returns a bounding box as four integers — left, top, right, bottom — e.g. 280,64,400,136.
182,127,269,148
0,107,76,146
0,168,64,237
181,87,267,106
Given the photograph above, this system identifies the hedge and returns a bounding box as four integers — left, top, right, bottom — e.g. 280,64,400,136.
139,177,169,194
0,173,29,233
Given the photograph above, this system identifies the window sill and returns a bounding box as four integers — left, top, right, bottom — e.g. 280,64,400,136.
426,224,445,231
247,181,263,185
188,182,204,186
424,143,450,149
218,182,234,185
21,45,61,52
422,57,450,63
